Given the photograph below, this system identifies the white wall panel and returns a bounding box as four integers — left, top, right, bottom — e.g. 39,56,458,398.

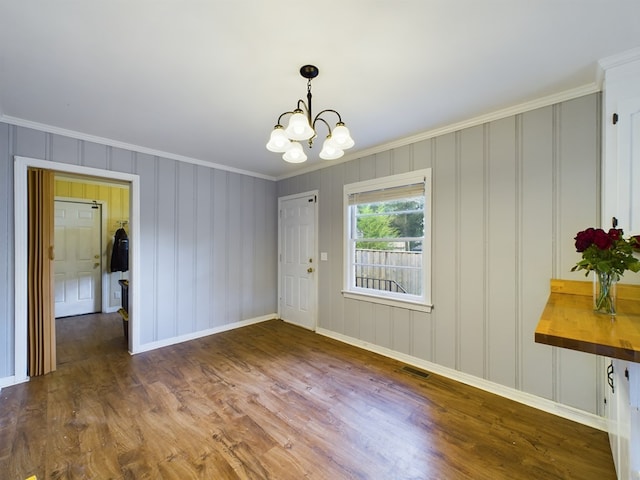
392,308,411,355
374,151,392,178
176,162,197,336
373,303,393,349
51,135,80,164
111,147,135,174
227,173,244,324
459,125,487,378
519,106,555,400
136,153,159,344
487,117,518,388
82,141,108,170
359,301,375,344
411,311,431,361
212,170,229,327
318,169,333,330
329,164,346,334
156,157,178,340
412,139,433,171
344,298,360,338
241,175,255,320
432,133,458,369
253,178,276,319
195,165,213,332
15,127,46,159
393,144,412,174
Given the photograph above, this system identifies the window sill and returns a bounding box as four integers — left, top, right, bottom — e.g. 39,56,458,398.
342,291,433,313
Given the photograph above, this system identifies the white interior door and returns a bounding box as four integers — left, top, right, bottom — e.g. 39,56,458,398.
280,193,317,330
54,200,102,318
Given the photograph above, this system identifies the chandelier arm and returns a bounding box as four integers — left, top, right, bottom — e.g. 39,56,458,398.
312,116,332,135
276,102,308,126
276,111,295,126
312,109,344,126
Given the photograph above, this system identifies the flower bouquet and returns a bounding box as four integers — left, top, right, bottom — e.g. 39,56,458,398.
571,227,640,314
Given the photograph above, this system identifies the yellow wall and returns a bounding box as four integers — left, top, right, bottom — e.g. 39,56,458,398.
54,178,130,238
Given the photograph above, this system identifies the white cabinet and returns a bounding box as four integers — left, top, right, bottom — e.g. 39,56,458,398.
602,51,640,236
605,360,640,479
605,359,632,479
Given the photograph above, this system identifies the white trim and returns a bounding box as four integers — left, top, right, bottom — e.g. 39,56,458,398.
598,46,640,72
1,115,276,182
343,169,432,308
13,156,142,386
277,83,600,181
55,174,130,188
277,190,319,331
0,375,28,389
316,327,607,432
342,291,432,313
135,314,277,354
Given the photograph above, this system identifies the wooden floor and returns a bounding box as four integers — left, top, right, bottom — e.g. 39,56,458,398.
0,315,615,479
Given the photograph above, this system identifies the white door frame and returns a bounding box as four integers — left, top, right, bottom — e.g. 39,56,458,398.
13,156,141,385
277,190,319,330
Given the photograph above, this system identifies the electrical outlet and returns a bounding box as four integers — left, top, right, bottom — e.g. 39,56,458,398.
114,290,121,299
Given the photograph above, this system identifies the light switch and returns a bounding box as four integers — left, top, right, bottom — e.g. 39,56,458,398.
320,252,328,261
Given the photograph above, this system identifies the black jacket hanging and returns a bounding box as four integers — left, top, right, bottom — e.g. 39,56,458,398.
111,227,129,272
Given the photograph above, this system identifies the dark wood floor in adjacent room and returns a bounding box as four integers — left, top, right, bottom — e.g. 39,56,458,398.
0,314,615,479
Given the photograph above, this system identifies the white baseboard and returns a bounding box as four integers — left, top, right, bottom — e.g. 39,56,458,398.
0,374,29,390
133,314,278,354
316,327,607,432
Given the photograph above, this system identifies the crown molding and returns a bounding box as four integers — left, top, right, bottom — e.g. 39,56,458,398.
0,114,277,182
598,46,640,71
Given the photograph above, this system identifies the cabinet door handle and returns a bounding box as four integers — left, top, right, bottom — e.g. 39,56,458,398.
607,363,615,394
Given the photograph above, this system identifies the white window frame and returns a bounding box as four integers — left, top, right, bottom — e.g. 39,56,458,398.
343,169,432,312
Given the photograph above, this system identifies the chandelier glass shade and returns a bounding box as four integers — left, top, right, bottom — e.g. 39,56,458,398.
266,65,354,163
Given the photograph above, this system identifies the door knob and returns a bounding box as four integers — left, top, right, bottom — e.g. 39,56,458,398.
94,255,100,259
93,262,100,269
307,267,314,273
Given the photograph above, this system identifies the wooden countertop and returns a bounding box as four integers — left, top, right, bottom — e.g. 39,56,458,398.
535,279,640,362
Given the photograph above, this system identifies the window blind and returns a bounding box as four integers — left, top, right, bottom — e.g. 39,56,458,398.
347,181,425,206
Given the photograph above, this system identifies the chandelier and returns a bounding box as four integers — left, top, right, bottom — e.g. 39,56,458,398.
266,65,354,163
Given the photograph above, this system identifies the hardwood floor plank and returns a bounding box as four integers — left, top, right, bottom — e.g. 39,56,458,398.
0,314,615,479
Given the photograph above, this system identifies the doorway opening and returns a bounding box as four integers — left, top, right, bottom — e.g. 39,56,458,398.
14,156,141,384
56,312,126,366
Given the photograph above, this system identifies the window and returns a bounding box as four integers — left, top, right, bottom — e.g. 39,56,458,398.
343,169,431,311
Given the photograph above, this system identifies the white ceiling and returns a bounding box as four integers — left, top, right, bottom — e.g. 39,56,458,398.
1,1,639,180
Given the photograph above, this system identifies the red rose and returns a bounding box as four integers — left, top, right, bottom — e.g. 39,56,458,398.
632,235,640,251
574,228,595,252
608,228,623,241
593,228,612,250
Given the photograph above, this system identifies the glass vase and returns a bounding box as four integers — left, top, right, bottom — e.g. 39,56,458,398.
593,271,616,316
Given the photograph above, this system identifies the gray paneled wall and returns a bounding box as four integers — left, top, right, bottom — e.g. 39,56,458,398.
277,93,603,414
0,122,277,379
